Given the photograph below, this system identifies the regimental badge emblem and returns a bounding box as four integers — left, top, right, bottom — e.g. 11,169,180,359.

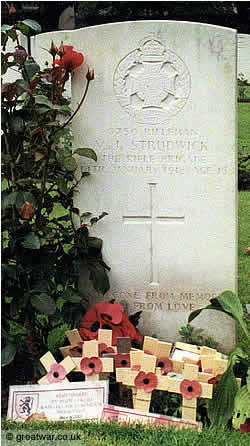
15,393,39,419
113,37,191,124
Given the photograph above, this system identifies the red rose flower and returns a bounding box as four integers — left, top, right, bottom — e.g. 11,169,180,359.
180,379,202,399
80,357,102,375
240,419,250,433
54,45,84,72
47,363,66,383
115,354,130,369
208,374,222,387
156,357,173,375
134,371,158,392
98,343,115,357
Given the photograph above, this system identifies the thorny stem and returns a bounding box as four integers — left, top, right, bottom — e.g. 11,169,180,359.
59,77,91,131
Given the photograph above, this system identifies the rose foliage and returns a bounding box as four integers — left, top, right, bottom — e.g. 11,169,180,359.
1,19,110,385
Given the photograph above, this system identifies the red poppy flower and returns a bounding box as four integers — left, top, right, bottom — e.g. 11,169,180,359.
47,363,66,383
54,45,84,72
98,343,115,356
134,371,158,392
240,419,250,433
69,342,84,357
208,374,222,387
80,357,103,375
156,357,173,375
180,379,202,399
115,354,130,369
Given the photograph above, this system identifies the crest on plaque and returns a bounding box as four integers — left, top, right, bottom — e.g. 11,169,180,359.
113,37,191,124
15,393,39,419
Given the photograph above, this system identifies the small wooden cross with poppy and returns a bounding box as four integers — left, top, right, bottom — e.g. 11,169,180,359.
117,352,214,421
71,329,115,381
59,329,84,358
38,351,76,384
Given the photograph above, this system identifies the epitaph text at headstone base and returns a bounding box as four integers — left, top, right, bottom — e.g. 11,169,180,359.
31,22,237,353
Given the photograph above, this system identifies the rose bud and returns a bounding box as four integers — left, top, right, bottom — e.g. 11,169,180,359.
9,3,16,15
19,202,37,220
86,68,94,81
49,40,58,58
58,41,65,58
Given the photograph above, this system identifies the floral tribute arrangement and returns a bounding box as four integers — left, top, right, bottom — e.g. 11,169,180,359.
36,299,243,431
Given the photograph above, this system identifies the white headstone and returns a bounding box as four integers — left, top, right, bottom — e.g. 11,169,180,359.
31,21,237,353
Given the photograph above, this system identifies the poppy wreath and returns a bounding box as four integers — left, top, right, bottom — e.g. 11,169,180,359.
156,357,173,375
180,379,202,399
80,357,103,376
134,371,158,392
47,363,66,383
79,301,143,346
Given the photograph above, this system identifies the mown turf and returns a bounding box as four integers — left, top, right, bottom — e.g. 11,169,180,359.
1,420,249,446
238,102,250,156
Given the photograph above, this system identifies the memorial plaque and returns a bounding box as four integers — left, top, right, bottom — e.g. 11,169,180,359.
31,21,237,352
7,381,108,422
102,404,202,430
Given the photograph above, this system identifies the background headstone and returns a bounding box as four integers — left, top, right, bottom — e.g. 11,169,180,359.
238,34,250,81
31,21,237,353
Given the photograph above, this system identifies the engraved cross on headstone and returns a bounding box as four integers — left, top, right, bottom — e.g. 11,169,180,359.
123,183,185,287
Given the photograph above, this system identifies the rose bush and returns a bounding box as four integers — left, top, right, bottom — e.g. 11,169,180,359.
1,18,110,392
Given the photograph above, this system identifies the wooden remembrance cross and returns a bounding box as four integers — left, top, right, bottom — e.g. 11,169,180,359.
116,337,214,422
123,183,185,286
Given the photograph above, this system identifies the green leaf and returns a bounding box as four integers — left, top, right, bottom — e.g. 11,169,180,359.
88,237,103,251
216,291,243,319
47,324,70,354
232,384,249,430
21,20,41,34
21,233,40,250
63,288,82,304
1,342,16,367
35,95,54,108
73,148,97,161
31,293,56,315
208,364,238,427
89,262,110,294
1,24,12,32
22,58,40,79
63,156,78,171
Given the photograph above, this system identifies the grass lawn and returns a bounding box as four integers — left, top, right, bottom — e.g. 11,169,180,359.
2,420,250,446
